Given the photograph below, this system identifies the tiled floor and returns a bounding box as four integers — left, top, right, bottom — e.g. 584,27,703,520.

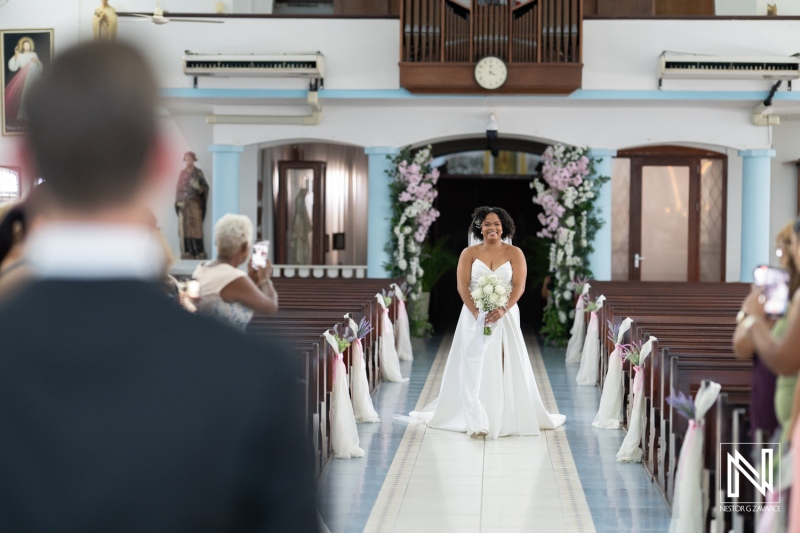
318,332,672,533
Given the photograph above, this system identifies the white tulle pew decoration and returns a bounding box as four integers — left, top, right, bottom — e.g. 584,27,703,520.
375,293,408,383
593,317,634,429
322,329,365,459
576,295,606,386
390,282,414,362
344,313,380,423
616,336,656,463
565,283,591,364
669,381,721,533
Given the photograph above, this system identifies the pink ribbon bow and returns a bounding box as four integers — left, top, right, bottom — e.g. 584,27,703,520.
398,299,406,314
332,350,344,381
613,343,625,360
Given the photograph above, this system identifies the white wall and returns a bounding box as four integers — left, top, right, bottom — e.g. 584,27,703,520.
716,0,800,15
208,102,769,152
769,121,800,259
583,19,800,91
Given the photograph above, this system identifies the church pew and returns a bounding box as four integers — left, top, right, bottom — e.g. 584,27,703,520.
665,356,751,504
244,277,400,477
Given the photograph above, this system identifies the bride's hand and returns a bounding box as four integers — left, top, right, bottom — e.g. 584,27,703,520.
485,308,507,325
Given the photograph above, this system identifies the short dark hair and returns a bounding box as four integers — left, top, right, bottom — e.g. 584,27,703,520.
470,206,515,242
25,41,158,210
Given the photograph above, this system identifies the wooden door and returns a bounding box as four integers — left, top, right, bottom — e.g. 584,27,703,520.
276,161,327,265
628,158,700,281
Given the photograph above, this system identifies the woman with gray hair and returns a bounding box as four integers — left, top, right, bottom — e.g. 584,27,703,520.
192,214,278,330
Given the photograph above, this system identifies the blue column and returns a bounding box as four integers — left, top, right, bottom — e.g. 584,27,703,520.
366,147,399,278
739,149,775,282
208,144,244,258
587,148,616,281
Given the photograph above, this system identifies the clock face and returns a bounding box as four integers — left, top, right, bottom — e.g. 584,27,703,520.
474,56,508,90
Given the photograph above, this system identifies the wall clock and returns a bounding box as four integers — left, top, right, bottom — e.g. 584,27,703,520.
474,56,508,90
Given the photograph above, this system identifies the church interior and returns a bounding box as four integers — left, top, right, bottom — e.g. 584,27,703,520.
3,0,800,531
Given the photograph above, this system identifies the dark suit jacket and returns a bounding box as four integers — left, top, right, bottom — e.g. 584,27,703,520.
0,279,318,533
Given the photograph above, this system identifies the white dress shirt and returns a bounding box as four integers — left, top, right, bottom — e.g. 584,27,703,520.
25,223,166,280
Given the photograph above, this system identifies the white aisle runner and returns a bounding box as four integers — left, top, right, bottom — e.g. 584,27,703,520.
364,334,595,533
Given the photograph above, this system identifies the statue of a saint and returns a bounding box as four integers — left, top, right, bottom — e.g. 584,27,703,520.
175,152,210,260
289,179,313,264
93,0,118,41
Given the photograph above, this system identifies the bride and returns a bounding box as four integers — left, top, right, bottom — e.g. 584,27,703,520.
411,206,566,438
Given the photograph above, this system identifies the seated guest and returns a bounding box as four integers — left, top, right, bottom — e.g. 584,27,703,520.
0,184,49,300
734,222,796,439
193,213,278,330
0,41,317,532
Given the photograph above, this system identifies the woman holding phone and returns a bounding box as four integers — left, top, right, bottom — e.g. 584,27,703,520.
734,223,799,441
192,214,278,331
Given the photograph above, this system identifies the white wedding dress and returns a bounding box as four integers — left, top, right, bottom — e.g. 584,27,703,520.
411,259,566,438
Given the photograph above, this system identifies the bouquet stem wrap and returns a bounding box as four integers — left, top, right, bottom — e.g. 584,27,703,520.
616,336,656,463
669,381,721,533
323,330,365,459
575,295,605,387
345,314,380,423
375,294,408,383
593,317,634,429
565,283,591,363
390,283,414,362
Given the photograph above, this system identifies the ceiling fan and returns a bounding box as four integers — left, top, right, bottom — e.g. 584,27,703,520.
129,2,224,25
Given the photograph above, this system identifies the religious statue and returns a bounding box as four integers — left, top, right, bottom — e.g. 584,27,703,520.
289,178,313,264
93,0,118,41
175,152,210,260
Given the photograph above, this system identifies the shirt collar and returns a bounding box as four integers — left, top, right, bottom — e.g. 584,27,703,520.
25,223,166,280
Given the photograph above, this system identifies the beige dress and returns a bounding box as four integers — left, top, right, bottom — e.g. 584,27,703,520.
192,262,253,331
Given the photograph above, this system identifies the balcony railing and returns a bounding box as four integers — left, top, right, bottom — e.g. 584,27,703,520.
400,0,582,93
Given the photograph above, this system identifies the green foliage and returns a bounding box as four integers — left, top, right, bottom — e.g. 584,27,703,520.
420,238,458,293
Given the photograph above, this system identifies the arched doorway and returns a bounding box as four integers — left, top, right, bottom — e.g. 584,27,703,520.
427,137,550,331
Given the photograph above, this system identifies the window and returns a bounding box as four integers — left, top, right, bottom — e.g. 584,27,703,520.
0,167,20,203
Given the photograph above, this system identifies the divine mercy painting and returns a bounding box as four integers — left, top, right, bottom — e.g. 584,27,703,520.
1,30,53,136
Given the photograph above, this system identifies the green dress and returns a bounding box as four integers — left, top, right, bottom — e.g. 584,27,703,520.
772,315,797,442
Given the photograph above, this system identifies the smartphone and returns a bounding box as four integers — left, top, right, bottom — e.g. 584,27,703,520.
753,265,790,317
251,240,270,269
186,280,200,299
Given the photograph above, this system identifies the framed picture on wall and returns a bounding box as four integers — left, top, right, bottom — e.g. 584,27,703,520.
1,29,54,136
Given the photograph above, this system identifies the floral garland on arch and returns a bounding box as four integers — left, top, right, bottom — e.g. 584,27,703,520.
384,146,441,333
531,144,610,345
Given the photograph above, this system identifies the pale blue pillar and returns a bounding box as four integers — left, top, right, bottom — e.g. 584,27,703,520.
366,147,399,278
739,149,775,282
208,144,244,258
587,148,616,281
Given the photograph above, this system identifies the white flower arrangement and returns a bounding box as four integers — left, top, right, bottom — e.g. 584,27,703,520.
386,146,441,337
472,274,512,335
532,144,608,345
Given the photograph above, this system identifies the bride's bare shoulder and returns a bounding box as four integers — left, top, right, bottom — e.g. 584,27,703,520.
507,245,526,260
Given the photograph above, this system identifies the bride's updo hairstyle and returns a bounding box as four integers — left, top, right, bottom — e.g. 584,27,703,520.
470,206,515,242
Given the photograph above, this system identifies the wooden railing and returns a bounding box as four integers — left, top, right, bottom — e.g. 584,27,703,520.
402,0,581,65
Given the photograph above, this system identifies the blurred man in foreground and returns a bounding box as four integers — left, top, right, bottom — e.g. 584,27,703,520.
0,41,317,532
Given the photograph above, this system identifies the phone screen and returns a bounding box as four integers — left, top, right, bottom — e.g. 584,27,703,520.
251,240,269,269
753,265,790,317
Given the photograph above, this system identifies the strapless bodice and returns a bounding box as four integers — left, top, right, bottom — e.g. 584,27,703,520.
470,259,512,291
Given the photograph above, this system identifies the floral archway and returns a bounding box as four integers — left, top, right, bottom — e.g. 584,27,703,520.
531,144,609,345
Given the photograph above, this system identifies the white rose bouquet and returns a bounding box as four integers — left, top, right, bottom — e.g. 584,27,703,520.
470,274,512,336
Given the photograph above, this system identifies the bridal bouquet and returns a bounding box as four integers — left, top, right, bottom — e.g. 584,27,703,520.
471,274,512,335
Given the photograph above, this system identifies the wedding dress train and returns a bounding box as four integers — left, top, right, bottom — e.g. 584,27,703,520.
411,260,566,438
